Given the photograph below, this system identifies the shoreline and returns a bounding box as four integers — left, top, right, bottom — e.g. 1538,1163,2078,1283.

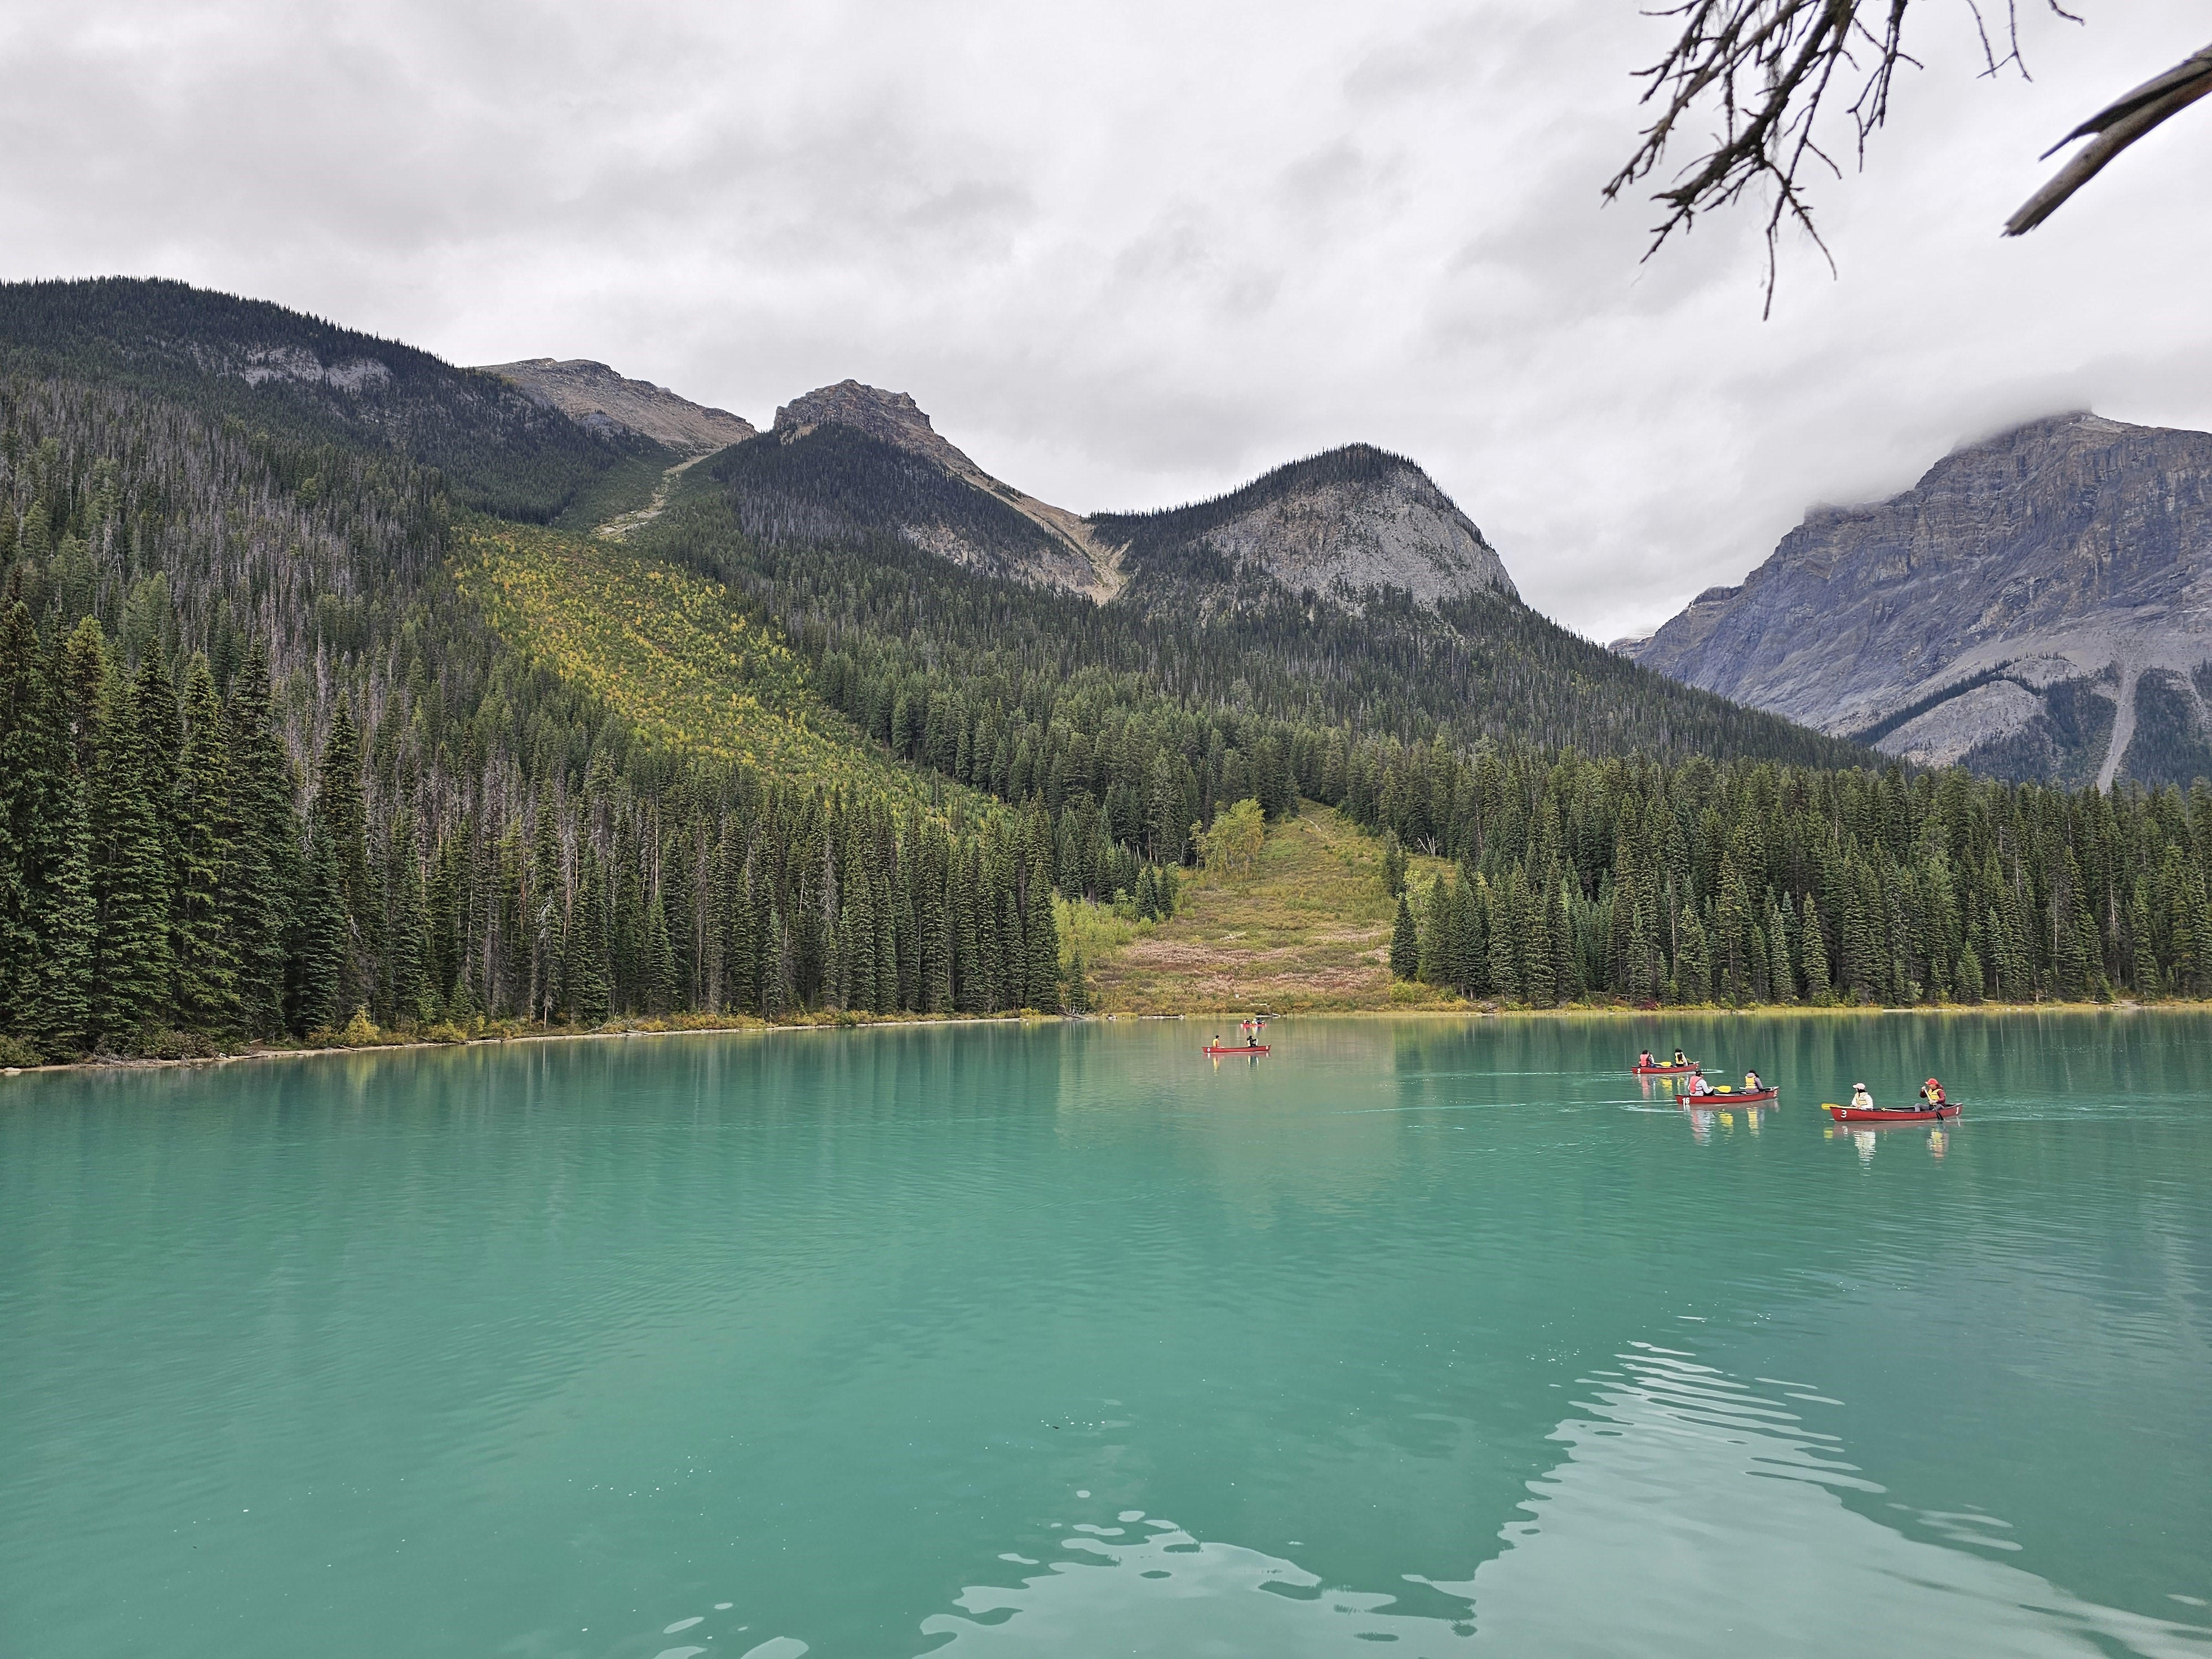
3,998,2203,1080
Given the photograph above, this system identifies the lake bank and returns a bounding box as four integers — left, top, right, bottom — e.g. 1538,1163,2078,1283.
6,995,2206,1080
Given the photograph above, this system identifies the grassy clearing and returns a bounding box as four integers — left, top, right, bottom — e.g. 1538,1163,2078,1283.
1081,804,1462,1014
456,521,955,806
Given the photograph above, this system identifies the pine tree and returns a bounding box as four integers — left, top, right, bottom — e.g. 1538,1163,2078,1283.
1026,840,1061,1010
568,844,612,1025
643,887,678,1015
531,792,565,1021
290,823,345,1035
1066,945,1092,1014
1389,890,1418,980
844,868,878,1012
384,812,431,1026
170,655,240,1036
1673,904,1711,1004
1486,874,1521,1001
222,639,294,1039
316,697,371,1014
1522,874,1558,1007
1765,895,1795,1003
91,641,172,1045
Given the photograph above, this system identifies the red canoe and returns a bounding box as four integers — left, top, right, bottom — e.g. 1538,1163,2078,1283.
1204,1045,1270,1056
1683,1087,1778,1105
1827,1103,1959,1123
1633,1062,1700,1076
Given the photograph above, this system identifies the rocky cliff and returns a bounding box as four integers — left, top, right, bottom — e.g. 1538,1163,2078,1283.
1627,413,2212,787
481,357,755,454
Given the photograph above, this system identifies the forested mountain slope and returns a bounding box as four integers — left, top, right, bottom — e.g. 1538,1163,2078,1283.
654,433,1873,770
1629,413,2212,790
0,277,658,522
4,278,2211,1071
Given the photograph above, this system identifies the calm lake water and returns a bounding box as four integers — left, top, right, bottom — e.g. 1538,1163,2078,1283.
4,1014,2209,1659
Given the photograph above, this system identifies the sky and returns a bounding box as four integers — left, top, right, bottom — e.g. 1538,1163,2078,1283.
3,0,2208,641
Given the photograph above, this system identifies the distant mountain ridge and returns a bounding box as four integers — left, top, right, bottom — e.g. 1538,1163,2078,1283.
1627,413,2212,787
479,357,756,454
0,276,647,522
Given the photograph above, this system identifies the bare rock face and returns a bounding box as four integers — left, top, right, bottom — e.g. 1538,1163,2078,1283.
1091,445,1519,608
774,380,960,467
1632,413,2212,786
481,358,755,455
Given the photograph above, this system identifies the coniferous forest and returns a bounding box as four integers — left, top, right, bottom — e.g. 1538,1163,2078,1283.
4,278,2212,1067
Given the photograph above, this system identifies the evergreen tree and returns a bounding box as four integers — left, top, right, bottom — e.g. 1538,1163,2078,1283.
384,812,431,1026
315,697,371,1013
643,888,678,1015
1800,894,1832,1004
1389,890,1418,980
222,639,294,1039
1673,904,1711,1004
1026,839,1061,1009
568,845,612,1025
291,823,346,1034
170,655,240,1036
90,640,171,1044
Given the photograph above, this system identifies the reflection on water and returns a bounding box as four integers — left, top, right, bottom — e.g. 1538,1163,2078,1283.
3,1013,2209,1659
932,1341,2212,1658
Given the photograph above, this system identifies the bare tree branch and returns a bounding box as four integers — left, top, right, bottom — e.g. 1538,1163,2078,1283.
1606,2,2073,314
2005,43,2212,234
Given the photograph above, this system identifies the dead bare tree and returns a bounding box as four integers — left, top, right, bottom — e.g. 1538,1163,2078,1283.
1606,2,2212,311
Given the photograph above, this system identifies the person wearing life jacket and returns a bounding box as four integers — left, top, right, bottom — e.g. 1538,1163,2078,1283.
1685,1068,1710,1097
1638,1049,1657,1069
1743,1068,1762,1093
1672,1048,1689,1068
1919,1077,1947,1108
1849,1082,1875,1112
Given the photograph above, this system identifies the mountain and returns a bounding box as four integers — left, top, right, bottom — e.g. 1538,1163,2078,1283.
1095,444,1518,611
733,380,1118,595
0,277,654,523
477,357,755,454
712,384,1519,613
1627,413,2212,787
649,394,1870,770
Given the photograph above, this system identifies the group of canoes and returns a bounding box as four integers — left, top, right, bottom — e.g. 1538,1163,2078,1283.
1635,1048,1960,1123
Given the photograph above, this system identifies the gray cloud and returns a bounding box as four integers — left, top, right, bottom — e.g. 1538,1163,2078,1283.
3,0,2206,641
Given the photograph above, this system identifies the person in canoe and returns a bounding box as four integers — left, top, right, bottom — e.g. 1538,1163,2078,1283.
1672,1048,1689,1068
1919,1077,1948,1108
1849,1082,1875,1112
1638,1049,1657,1070
1684,1068,1712,1096
1743,1068,1763,1092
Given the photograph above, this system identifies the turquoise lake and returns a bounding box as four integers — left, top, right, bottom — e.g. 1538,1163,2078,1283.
3,1014,2209,1658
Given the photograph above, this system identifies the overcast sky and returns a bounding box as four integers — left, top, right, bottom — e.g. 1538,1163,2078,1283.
4,1,2208,640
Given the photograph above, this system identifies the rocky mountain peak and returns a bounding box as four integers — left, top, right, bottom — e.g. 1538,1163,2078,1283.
772,380,972,472
478,357,755,454
1630,410,2212,786
1092,445,1520,608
